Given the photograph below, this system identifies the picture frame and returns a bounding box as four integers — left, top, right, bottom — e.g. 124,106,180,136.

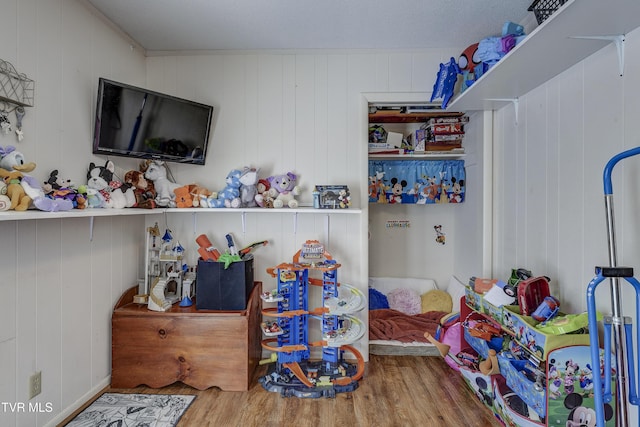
313,185,351,209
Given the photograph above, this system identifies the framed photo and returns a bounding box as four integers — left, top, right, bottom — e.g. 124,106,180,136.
314,185,351,209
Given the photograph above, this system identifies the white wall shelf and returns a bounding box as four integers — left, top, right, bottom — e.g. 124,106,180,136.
0,206,362,222
447,0,640,112
369,153,465,160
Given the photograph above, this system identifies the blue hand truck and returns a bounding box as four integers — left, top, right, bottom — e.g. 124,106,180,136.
587,146,640,427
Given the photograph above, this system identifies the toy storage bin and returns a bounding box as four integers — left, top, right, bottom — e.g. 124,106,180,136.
492,376,545,427
465,286,484,312
497,353,546,419
482,298,504,325
528,0,568,24
463,311,503,360
501,306,590,360
458,356,500,412
196,258,255,310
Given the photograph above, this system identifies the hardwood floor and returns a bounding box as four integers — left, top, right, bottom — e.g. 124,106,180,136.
60,355,501,427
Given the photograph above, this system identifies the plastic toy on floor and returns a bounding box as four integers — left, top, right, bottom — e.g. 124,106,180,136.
258,240,365,398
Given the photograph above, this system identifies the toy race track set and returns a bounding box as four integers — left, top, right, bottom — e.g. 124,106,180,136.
258,240,366,398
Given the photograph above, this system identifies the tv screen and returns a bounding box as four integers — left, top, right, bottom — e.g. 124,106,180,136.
93,78,213,165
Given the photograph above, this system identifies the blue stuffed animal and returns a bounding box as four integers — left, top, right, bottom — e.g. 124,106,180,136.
204,169,242,208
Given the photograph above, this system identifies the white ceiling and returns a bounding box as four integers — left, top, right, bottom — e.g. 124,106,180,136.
87,0,535,52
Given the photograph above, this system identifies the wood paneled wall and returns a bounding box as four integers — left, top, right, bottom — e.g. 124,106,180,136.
492,26,640,324
0,1,465,425
0,1,146,426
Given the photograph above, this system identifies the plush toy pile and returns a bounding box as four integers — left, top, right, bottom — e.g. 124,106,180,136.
0,145,320,212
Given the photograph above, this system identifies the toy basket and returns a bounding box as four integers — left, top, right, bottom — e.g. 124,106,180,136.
528,0,568,25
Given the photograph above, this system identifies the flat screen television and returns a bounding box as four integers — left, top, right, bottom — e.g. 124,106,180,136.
93,78,214,165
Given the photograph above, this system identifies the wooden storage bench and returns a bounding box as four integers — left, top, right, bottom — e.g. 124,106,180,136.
111,282,262,391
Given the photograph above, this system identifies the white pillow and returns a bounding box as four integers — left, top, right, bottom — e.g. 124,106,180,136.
446,275,467,313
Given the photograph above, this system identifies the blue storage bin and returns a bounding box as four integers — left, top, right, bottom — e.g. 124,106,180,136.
497,354,546,419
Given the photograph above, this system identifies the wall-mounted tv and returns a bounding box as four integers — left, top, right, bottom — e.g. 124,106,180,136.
93,78,214,165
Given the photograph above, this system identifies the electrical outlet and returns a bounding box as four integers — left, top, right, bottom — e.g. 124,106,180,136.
29,371,41,399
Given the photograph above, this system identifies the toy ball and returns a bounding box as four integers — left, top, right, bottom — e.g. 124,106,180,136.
458,42,480,73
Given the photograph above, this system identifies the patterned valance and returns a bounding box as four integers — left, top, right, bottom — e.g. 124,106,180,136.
368,159,465,204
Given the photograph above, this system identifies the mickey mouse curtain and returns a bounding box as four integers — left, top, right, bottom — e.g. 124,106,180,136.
368,159,465,204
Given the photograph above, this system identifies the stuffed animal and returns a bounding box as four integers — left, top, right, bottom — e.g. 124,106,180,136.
123,170,156,209
0,180,10,211
173,185,194,208
141,160,180,207
81,186,105,208
239,166,259,208
255,178,273,208
43,169,86,209
204,169,242,208
0,168,32,211
189,184,212,207
86,160,136,209
0,145,73,212
267,172,300,208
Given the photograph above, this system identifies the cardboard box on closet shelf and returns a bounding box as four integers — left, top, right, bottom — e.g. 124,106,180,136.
407,129,427,151
196,257,255,310
386,131,403,148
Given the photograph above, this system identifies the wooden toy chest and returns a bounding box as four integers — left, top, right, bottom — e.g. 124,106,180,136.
111,282,262,391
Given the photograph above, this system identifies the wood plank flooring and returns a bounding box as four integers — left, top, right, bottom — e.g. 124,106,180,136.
60,355,501,427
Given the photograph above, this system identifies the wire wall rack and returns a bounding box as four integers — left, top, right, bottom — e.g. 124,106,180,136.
0,59,34,107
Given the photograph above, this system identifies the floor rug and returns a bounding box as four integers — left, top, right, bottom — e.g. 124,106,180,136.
64,392,196,427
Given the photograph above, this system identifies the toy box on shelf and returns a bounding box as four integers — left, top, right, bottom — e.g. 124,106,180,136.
501,306,591,361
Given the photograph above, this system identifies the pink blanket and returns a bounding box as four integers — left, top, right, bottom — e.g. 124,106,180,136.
369,309,447,343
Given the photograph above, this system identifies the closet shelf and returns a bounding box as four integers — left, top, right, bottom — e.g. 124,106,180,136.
0,206,362,222
447,0,640,112
369,153,465,160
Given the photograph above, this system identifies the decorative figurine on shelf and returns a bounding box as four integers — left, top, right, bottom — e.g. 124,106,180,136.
179,276,194,307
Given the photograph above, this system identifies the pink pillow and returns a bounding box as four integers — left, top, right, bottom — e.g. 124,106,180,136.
387,288,421,315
